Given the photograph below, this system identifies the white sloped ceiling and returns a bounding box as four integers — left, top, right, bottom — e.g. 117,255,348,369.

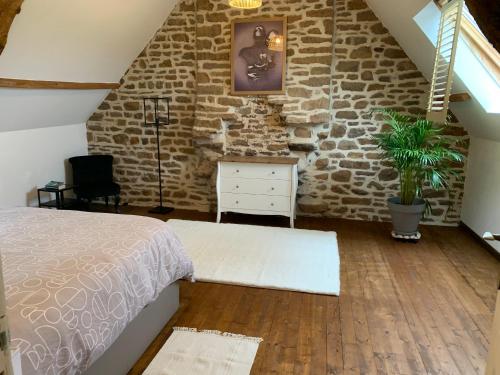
0,0,179,133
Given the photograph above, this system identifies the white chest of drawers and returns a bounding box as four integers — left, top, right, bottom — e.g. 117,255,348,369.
216,156,299,228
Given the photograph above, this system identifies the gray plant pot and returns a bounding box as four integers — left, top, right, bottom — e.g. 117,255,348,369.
387,197,426,236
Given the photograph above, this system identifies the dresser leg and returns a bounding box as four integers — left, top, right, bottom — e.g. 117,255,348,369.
217,211,221,223
290,216,294,229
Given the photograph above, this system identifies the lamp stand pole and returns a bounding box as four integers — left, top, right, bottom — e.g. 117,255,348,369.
144,97,174,215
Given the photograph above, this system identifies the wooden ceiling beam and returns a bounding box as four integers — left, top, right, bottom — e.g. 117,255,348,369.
449,92,471,102
0,78,120,90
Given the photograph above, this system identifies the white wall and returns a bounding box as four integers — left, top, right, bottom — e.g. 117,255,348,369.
462,137,500,253
0,123,88,208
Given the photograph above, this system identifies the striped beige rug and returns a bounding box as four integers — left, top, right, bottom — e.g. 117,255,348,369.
143,327,262,375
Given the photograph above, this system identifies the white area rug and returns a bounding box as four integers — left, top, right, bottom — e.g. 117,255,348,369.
168,220,340,295
143,327,262,375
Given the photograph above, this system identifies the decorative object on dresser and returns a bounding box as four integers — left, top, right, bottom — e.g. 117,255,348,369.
69,155,121,213
217,156,298,228
143,97,174,215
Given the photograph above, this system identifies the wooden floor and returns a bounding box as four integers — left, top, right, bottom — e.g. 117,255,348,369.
120,207,499,375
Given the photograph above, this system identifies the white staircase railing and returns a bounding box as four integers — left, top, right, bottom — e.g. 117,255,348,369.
426,0,464,123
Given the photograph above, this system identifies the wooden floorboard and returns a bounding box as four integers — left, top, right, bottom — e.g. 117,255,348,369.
116,207,500,375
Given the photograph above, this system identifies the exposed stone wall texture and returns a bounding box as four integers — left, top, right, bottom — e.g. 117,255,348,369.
87,1,209,210
87,0,469,224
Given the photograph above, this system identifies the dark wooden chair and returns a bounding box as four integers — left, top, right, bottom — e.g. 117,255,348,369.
69,155,121,213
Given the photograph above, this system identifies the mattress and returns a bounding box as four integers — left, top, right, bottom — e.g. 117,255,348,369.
0,208,193,375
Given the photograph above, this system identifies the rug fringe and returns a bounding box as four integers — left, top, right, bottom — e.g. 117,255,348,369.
173,326,198,333
221,332,263,343
173,327,263,343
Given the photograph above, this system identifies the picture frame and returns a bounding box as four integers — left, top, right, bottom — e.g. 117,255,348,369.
230,17,287,96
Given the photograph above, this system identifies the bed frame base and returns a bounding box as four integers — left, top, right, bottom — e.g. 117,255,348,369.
84,282,179,375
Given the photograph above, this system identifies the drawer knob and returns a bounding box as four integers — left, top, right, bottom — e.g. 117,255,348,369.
271,203,274,206
236,169,240,173
236,185,239,188
271,187,275,190
236,201,239,204
272,171,275,174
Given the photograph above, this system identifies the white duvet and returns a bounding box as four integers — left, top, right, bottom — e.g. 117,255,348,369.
0,208,193,375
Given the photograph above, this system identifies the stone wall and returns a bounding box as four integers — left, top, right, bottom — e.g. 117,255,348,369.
87,0,469,224
87,0,209,210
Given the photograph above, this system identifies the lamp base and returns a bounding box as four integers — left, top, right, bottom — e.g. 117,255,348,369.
148,206,174,214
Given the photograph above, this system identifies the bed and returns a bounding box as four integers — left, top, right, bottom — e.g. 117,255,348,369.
0,207,193,375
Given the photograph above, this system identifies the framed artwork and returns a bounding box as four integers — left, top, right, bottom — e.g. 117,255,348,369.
231,17,287,96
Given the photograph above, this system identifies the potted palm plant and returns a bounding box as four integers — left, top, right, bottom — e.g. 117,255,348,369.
373,108,464,238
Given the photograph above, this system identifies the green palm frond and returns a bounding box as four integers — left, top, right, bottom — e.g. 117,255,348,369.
371,108,465,208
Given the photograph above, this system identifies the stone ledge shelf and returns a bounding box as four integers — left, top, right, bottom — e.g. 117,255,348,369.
288,138,318,152
284,111,331,127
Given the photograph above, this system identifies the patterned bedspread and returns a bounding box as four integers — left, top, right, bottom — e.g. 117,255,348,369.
0,208,193,375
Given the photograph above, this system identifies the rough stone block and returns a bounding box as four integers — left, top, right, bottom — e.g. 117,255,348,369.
298,199,329,213
332,170,352,182
339,160,371,169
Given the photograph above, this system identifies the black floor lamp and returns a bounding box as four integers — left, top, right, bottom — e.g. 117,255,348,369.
143,97,174,214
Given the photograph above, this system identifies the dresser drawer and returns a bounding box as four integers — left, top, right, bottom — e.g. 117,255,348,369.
220,177,291,196
220,193,290,212
220,163,291,180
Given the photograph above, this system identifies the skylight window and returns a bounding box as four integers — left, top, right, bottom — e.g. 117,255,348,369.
434,0,500,83
460,5,500,84
415,1,500,114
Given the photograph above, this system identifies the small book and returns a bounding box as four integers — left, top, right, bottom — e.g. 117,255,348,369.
45,181,66,190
